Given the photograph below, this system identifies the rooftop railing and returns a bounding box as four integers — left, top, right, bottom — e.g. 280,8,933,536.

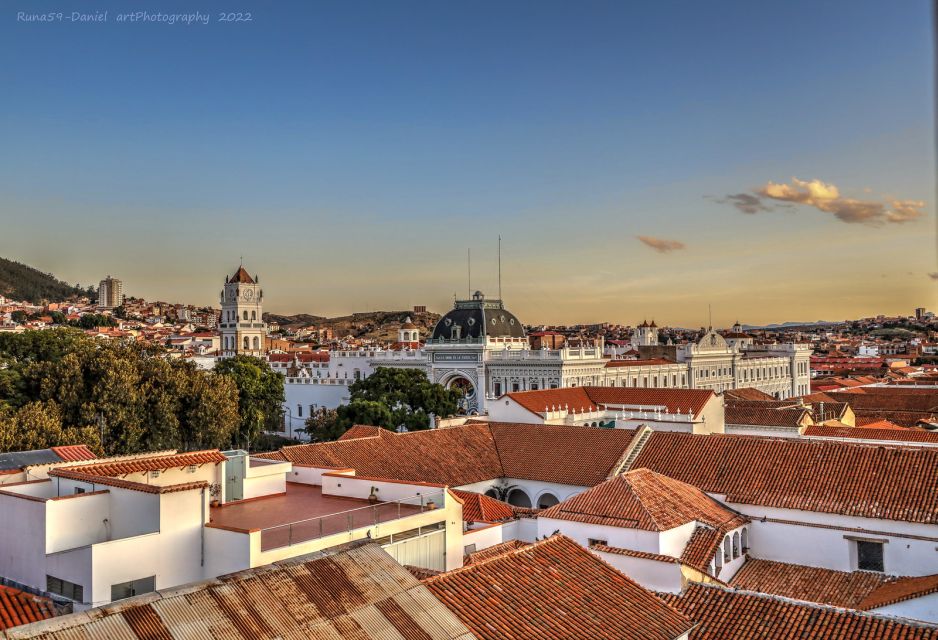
259,490,445,552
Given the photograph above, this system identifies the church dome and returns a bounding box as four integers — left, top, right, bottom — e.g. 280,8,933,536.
430,291,525,341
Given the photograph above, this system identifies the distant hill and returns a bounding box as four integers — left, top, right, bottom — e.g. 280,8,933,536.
0,257,90,304
265,309,441,342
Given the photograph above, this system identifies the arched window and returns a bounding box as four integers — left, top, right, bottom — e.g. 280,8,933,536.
253,336,260,350
714,550,723,573
741,528,749,554
243,311,248,320
537,492,559,509
723,536,731,563
251,310,256,320
506,489,532,508
243,337,250,350
732,532,740,558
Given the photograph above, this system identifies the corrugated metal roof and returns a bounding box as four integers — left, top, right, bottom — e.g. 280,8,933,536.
2,544,476,640
0,450,60,472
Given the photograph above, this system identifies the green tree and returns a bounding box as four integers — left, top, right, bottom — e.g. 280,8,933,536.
215,355,284,449
335,367,461,434
10,311,26,324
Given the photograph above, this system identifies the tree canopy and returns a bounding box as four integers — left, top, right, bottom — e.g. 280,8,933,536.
334,367,461,434
214,355,285,449
0,329,246,454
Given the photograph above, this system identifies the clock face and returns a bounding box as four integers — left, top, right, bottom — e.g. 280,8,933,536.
243,289,254,300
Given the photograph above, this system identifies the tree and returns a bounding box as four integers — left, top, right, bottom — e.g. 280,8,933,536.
0,401,101,454
300,407,342,442
215,355,284,449
0,329,240,455
335,367,461,434
10,311,26,324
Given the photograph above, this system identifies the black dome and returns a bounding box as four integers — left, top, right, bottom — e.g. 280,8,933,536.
430,291,525,342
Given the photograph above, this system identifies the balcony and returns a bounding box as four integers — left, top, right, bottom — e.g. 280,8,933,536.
208,483,444,552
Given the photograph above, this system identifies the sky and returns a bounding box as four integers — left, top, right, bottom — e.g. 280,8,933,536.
0,0,935,326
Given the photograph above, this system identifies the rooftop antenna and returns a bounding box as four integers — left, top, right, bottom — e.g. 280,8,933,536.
708,304,713,330
467,248,472,298
498,235,502,301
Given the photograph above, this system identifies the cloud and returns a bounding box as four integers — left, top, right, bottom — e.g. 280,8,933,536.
887,200,926,223
719,193,771,215
637,236,686,253
718,177,927,226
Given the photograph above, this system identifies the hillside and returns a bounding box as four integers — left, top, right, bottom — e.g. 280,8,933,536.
0,257,90,304
265,309,441,342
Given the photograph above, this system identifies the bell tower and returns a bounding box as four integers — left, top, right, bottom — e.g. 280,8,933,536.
219,265,266,357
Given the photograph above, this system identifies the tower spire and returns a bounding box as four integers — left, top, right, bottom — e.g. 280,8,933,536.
498,235,502,301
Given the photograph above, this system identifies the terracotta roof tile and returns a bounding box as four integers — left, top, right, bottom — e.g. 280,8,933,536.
505,386,715,418
0,586,55,631
49,445,97,462
463,540,529,565
269,422,636,488
424,535,693,640
804,425,938,444
47,469,209,495
451,490,515,523
725,406,810,428
633,431,938,524
52,450,226,477
730,558,938,612
724,388,777,401
679,526,726,574
663,583,938,639
227,266,255,284
540,468,748,532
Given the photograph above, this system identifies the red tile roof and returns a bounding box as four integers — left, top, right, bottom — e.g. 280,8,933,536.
264,422,637,488
724,388,777,401
0,586,55,631
663,583,938,639
730,558,938,612
804,425,938,444
227,266,255,284
633,432,938,524
679,526,726,574
463,540,529,565
47,469,209,495
506,386,715,418
725,406,811,428
424,535,693,640
49,445,97,462
55,450,226,477
540,468,747,532
451,490,515,523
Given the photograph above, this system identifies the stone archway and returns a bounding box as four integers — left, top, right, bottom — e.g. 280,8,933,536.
536,492,560,509
506,488,532,508
440,372,477,413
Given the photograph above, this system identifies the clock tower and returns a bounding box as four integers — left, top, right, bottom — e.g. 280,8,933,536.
219,265,266,357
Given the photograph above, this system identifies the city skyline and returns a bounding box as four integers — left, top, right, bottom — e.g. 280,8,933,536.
1,0,935,325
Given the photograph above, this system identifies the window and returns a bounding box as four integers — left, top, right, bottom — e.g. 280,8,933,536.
47,575,83,602
297,404,303,418
588,538,608,547
110,576,156,602
732,532,740,558
723,536,731,562
857,540,885,572
74,487,85,495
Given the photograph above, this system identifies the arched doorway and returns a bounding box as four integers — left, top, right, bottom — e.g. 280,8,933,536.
506,488,532,508
442,374,477,413
536,492,559,509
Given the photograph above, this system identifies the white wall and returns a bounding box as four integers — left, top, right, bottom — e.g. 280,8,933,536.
45,492,110,553
322,473,445,505
0,493,47,590
537,518,660,553
203,525,252,579
872,592,938,624
740,504,938,576
659,521,696,558
88,532,161,607
593,550,683,593
463,521,519,555
242,474,286,500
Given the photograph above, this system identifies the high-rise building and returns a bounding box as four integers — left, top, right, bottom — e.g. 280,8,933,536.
915,307,927,320
97,276,124,309
218,265,266,357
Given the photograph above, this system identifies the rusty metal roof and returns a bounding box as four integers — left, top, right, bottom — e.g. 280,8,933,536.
3,543,477,640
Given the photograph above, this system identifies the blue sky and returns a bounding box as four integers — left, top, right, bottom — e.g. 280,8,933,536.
0,0,934,324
